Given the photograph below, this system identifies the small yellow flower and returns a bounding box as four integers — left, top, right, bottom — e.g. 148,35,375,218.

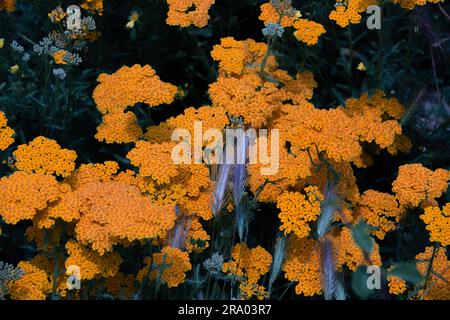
357,62,367,71
53,50,68,65
10,65,19,74
0,38,4,48
295,10,302,18
48,6,67,23
126,11,140,29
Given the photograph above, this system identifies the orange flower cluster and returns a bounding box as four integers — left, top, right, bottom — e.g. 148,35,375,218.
393,0,444,10
278,105,363,163
93,64,178,143
259,2,325,46
420,203,450,246
276,90,404,166
177,179,213,220
210,73,280,127
0,0,15,13
138,163,212,220
392,164,450,208
329,0,378,28
276,186,323,238
8,257,52,300
210,37,270,76
53,50,68,65
129,107,218,222
323,161,361,203
387,134,413,156
210,38,317,127
81,0,103,15
356,190,404,239
283,227,382,297
13,136,77,177
0,146,197,292
94,64,178,113
168,106,229,144
239,281,269,300
205,54,415,298
416,247,450,300
293,19,326,46
248,143,312,203
25,223,65,253
127,141,179,184
2,158,175,254
283,236,322,296
248,90,407,204
66,160,120,188
0,111,14,150
96,111,143,143
177,165,210,195
143,121,172,144
65,240,122,280
139,246,192,288
388,275,407,295
143,105,229,152
166,0,215,28
0,172,62,224
223,243,273,283
333,227,381,271
52,180,176,254
258,2,297,28
185,218,210,252
223,243,272,299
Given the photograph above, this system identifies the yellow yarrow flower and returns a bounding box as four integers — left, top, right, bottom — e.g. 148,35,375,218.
126,11,140,29
48,6,67,23
53,50,68,65
357,62,367,71
9,65,19,74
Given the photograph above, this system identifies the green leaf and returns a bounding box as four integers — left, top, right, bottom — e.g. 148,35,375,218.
351,267,373,300
96,293,115,300
192,28,213,38
389,262,423,284
351,220,375,256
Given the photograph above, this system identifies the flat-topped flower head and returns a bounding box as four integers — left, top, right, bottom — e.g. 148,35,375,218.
421,203,450,246
93,65,178,143
14,136,77,177
393,164,450,208
166,0,215,28
0,172,62,225
0,112,14,150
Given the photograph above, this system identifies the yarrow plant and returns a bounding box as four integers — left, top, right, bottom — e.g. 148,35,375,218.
0,0,449,301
